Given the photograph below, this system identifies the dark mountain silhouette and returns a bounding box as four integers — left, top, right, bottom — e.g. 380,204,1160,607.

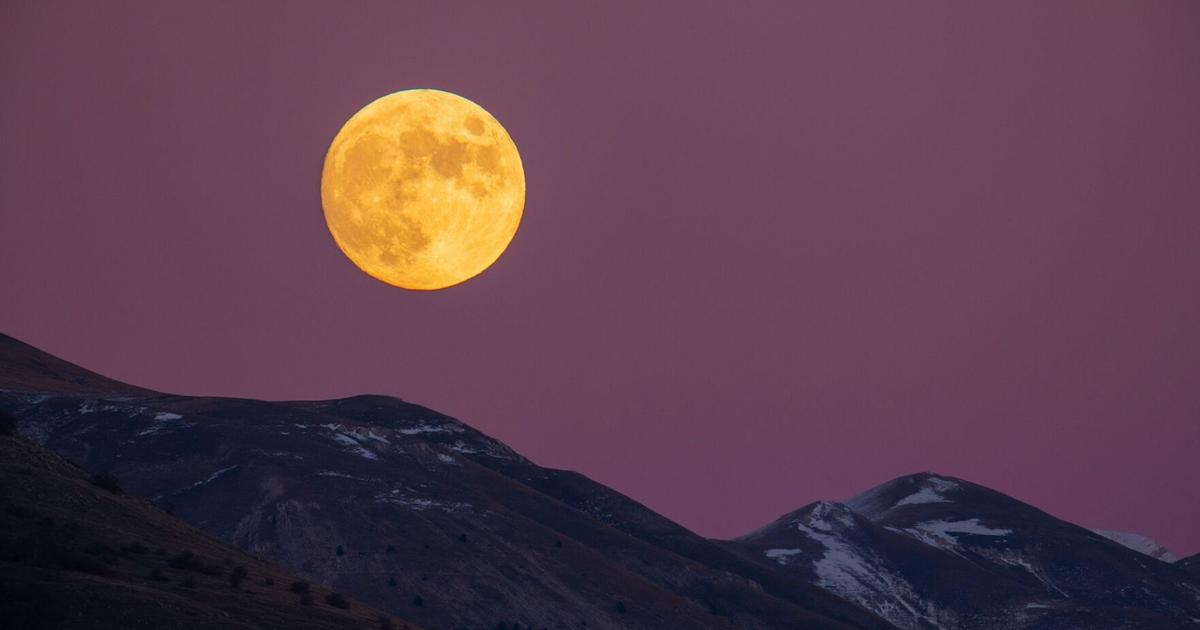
732,473,1200,629
0,333,886,630
3,331,1197,629
0,430,415,630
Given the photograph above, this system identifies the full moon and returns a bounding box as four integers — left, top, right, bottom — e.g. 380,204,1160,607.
321,90,525,290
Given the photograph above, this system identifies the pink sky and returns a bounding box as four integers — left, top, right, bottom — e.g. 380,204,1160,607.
2,1,1198,555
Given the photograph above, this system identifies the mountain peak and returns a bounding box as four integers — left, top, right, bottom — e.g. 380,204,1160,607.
844,472,965,519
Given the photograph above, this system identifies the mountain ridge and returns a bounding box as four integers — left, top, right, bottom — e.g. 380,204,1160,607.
3,332,1197,629
733,472,1199,629
0,333,886,629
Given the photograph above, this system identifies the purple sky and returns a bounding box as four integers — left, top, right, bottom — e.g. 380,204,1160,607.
3,2,1198,555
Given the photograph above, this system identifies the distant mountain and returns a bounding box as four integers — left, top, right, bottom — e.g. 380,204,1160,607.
0,431,415,630
733,473,1200,629
0,333,886,630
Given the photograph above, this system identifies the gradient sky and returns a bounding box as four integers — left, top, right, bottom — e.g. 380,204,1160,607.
3,2,1198,555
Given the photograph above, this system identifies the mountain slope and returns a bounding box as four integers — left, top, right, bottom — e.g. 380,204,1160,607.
0,333,888,630
1092,529,1179,563
734,473,1200,629
728,499,1040,629
0,432,415,630
1180,554,1200,578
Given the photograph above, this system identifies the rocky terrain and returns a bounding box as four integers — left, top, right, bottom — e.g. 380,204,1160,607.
2,331,1197,629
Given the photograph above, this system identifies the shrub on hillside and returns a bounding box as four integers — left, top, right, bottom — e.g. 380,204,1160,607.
167,550,220,575
0,411,17,436
289,580,310,595
229,564,248,589
90,473,122,494
60,549,114,577
325,592,350,609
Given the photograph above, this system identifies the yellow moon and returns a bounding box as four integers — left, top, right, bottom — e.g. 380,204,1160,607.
320,90,525,290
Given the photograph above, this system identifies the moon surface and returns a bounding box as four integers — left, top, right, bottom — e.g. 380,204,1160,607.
321,90,525,290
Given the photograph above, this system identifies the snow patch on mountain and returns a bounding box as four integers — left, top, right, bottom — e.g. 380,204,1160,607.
375,489,470,512
895,476,959,507
977,547,1069,597
186,465,238,491
138,411,185,435
764,548,803,564
799,501,857,531
792,502,955,629
317,470,374,481
77,400,148,416
1093,530,1179,563
331,432,379,460
900,518,1011,553
399,422,464,435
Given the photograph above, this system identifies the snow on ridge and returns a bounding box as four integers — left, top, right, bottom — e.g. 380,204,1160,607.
925,476,959,492
1093,529,1179,563
901,518,1011,553
895,487,951,507
399,422,464,436
794,501,857,533
764,548,804,565
895,477,959,507
154,412,183,421
847,474,964,519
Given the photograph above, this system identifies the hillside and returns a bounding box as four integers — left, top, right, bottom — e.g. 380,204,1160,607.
0,431,416,630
